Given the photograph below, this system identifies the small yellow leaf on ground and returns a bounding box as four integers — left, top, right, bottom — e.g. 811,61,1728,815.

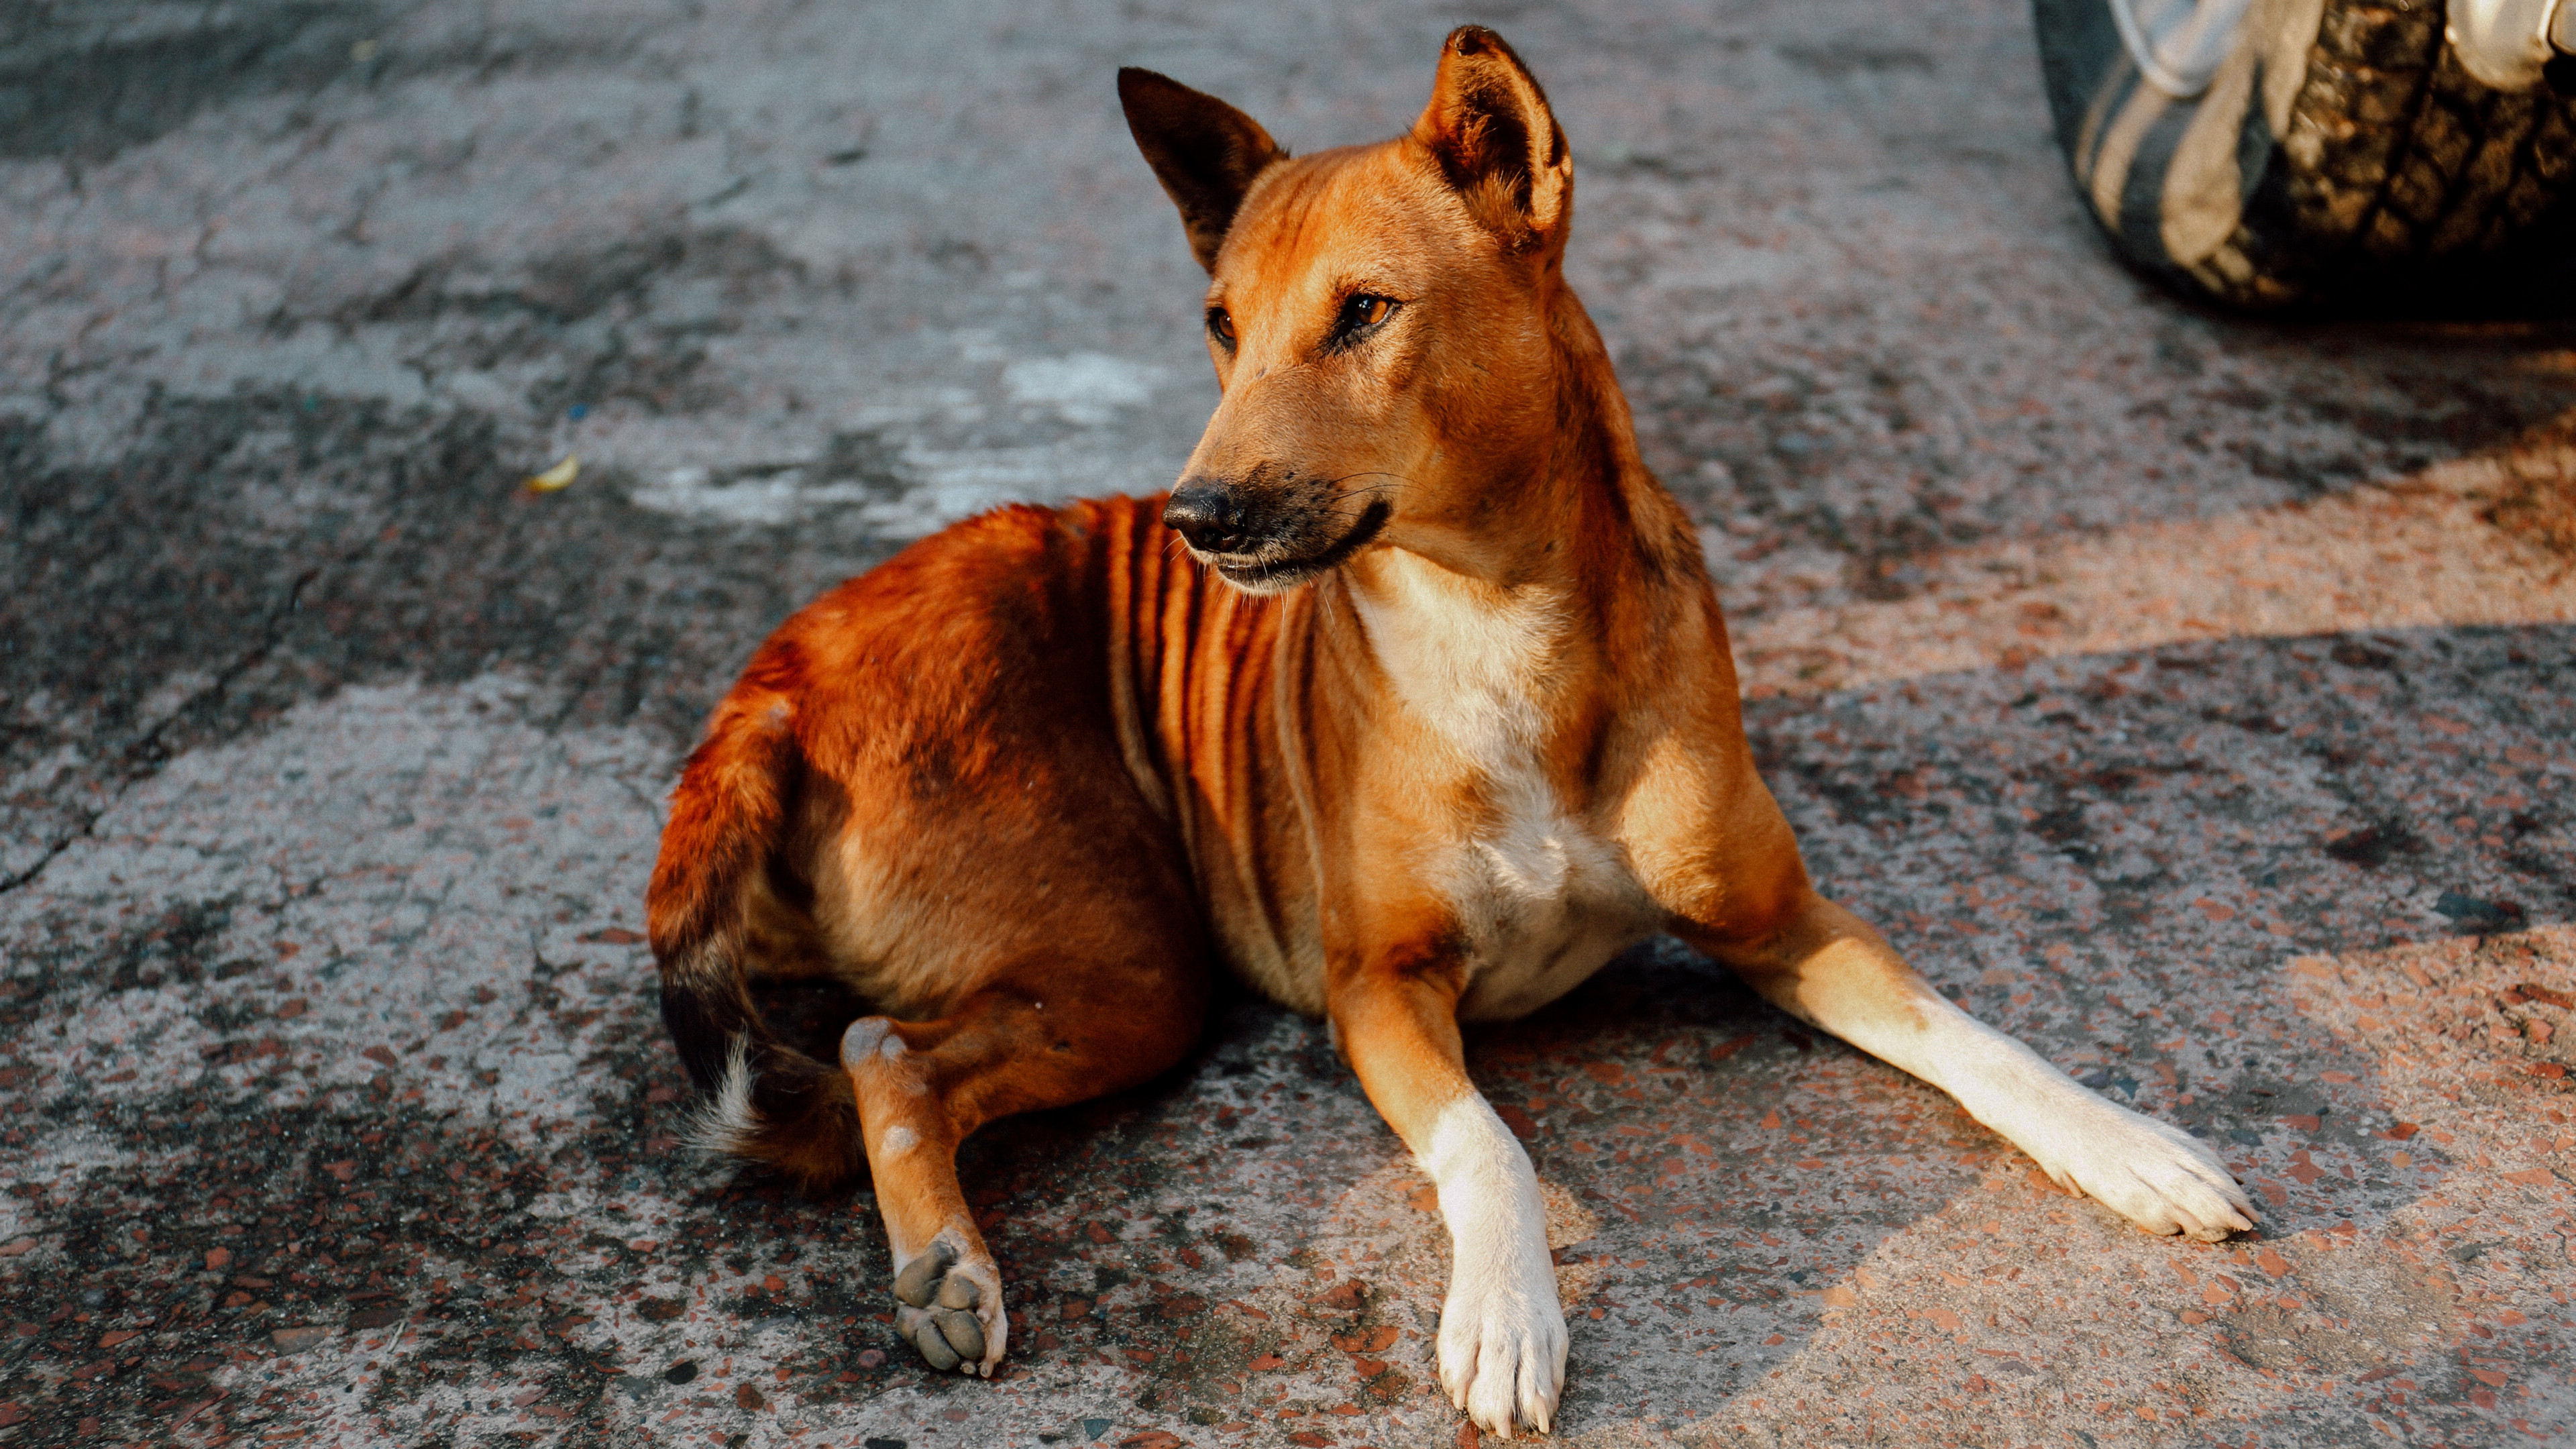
525,454,580,492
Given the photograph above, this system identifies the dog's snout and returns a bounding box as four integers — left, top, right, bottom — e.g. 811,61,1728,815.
1163,482,1250,552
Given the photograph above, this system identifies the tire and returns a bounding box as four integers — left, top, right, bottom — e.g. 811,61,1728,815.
2033,0,2576,309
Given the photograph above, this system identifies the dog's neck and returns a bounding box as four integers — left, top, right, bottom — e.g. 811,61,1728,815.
1330,284,1687,743
1364,280,1670,582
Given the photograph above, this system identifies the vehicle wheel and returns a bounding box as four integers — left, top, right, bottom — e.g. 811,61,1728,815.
2032,0,2576,309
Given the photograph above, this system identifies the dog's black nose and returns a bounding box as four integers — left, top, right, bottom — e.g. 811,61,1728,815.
1163,482,1250,553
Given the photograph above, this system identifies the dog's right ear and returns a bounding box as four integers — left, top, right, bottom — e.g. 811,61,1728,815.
1118,68,1286,274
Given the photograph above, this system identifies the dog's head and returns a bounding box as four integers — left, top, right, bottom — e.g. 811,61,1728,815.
1120,26,1576,594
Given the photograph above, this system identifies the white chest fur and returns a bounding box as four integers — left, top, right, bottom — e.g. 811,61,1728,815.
1348,556,1662,1021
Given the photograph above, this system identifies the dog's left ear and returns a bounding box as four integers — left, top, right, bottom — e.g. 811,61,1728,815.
1412,26,1572,255
1120,68,1287,274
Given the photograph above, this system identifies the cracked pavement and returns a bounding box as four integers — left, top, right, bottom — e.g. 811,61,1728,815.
4,1,2576,1445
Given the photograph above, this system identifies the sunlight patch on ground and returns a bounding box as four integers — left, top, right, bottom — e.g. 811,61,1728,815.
1731,443,2576,698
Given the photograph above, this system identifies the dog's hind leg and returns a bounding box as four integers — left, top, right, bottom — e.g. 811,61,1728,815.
1682,888,2259,1242
841,963,1207,1376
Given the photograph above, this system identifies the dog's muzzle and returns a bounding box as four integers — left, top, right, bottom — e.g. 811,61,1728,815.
1163,474,1393,591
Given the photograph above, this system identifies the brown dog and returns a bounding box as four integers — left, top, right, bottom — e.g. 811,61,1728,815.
647,27,2256,1437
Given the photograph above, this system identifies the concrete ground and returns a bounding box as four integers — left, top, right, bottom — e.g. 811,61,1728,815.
5,1,2575,1444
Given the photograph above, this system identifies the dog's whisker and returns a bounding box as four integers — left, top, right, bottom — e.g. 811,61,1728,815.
1326,473,1411,498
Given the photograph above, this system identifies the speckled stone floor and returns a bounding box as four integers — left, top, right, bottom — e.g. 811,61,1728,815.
3,3,2574,1446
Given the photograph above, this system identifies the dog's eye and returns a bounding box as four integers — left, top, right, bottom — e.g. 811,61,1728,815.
1205,307,1236,346
1332,294,1397,343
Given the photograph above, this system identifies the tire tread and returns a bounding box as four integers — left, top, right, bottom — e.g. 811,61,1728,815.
2127,0,2576,307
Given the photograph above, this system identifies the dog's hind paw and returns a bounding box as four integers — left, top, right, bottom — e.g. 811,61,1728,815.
1436,1272,1567,1438
890,1238,1006,1376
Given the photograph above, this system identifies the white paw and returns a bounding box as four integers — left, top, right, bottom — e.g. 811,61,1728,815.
2025,1093,2259,1243
1421,1095,1568,1438
1437,1262,1567,1439
1939,1024,2259,1243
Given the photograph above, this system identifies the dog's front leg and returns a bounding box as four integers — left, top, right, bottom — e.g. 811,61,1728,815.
1330,960,1563,1439
1684,891,2258,1242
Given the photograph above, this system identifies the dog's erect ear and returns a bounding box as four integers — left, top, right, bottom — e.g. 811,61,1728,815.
1411,26,1572,254
1118,68,1287,274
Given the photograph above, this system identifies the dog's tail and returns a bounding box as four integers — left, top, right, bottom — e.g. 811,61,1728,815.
645,690,865,1189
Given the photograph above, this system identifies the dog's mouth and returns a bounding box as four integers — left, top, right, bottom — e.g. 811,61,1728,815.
1203,499,1393,592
